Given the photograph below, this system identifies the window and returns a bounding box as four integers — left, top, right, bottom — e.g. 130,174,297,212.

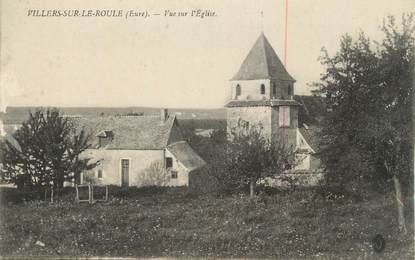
165,157,173,169
272,83,277,97
260,84,265,94
121,159,129,170
279,106,290,127
97,169,103,179
238,118,249,129
171,171,178,179
121,159,130,187
287,84,293,96
235,84,241,97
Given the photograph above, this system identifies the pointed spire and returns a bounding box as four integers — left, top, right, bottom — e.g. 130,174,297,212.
232,33,294,82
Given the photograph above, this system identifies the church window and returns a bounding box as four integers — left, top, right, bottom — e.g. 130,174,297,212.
260,84,265,94
272,83,277,97
236,84,241,97
287,84,293,96
279,106,290,127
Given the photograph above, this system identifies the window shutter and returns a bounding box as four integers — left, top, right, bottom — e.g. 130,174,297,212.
279,106,290,127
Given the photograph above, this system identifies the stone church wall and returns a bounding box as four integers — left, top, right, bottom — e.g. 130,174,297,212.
226,106,272,138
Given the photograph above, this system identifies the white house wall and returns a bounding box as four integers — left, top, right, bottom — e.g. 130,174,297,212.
82,149,164,187
164,149,189,186
294,129,314,170
295,153,311,170
81,148,190,187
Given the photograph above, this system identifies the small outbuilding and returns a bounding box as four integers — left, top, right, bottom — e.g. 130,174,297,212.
75,109,206,187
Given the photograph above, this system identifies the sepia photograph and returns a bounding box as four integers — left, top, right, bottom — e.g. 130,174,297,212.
0,0,414,258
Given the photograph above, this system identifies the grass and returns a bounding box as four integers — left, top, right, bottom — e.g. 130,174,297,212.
0,186,413,258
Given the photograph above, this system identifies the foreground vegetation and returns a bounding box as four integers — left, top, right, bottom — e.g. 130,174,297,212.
0,186,413,258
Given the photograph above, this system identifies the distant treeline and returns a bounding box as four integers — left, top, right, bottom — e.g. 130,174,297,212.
178,119,226,131
1,106,226,124
2,95,325,126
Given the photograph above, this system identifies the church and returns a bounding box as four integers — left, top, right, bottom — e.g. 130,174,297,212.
226,33,320,173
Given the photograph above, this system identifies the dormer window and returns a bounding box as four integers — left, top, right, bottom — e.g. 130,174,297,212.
96,130,114,147
260,84,265,95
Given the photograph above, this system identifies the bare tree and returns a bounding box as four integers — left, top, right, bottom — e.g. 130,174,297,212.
138,161,171,187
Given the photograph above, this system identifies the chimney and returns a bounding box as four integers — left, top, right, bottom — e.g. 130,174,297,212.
160,108,168,122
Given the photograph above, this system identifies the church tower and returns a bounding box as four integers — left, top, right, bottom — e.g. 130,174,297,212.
226,33,300,147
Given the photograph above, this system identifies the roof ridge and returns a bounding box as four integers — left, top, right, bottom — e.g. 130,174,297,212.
161,115,177,147
231,33,295,81
168,140,187,146
260,34,272,79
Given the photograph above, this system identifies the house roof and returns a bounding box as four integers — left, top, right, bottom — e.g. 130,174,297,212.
167,141,206,171
225,99,300,107
1,133,22,153
298,126,320,152
73,115,177,150
232,33,295,81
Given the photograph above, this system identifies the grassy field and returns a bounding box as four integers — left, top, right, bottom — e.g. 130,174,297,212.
0,186,413,258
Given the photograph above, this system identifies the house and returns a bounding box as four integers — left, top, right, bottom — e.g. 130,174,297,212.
74,109,206,187
225,33,322,183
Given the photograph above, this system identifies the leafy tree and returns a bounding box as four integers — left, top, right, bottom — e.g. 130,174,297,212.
226,126,296,197
1,108,98,193
315,14,414,233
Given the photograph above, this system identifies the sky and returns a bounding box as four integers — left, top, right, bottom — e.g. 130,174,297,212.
0,0,413,109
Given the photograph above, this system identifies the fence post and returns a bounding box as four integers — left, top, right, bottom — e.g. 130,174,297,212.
105,185,108,201
88,183,92,204
75,184,79,203
91,183,94,204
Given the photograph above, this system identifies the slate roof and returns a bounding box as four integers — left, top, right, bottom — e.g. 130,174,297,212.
232,33,295,81
299,126,320,152
73,115,176,150
1,133,22,153
167,141,206,171
225,99,300,107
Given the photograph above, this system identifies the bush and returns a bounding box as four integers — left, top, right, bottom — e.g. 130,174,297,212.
137,162,170,187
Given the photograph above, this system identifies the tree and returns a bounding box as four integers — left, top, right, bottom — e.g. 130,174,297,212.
315,14,414,234
138,161,171,187
226,125,296,197
1,108,98,193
